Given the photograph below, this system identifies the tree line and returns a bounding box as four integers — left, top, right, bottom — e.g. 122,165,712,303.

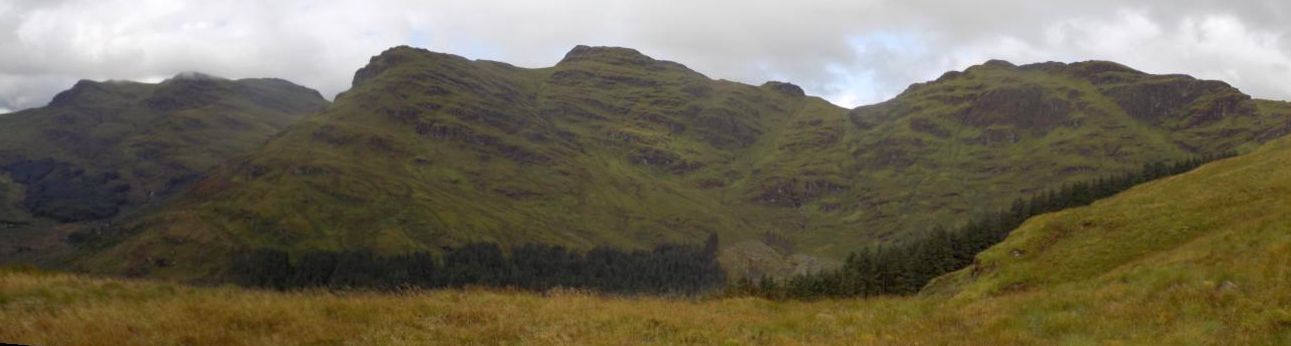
731,152,1235,299
229,233,725,295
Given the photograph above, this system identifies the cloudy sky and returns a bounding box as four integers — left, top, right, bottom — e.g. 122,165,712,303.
1,0,1289,113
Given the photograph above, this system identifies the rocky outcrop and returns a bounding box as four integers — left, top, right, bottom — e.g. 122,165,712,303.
1103,77,1245,125
752,177,848,208
761,81,805,97
956,85,1074,133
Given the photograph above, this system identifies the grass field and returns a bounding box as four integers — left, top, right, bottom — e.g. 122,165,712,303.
1,264,1286,345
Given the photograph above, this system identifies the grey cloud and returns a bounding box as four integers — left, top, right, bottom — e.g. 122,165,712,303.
0,0,1289,111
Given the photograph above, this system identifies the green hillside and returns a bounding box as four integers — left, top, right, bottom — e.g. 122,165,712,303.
903,128,1291,343
929,127,1291,302
76,45,1291,280
7,134,1291,344
0,74,328,261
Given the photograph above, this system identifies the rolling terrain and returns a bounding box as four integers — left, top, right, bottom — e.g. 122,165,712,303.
71,45,1291,280
7,131,1291,344
0,73,328,262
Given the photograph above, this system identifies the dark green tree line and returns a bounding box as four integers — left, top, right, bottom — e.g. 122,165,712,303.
229,233,724,295
736,152,1235,299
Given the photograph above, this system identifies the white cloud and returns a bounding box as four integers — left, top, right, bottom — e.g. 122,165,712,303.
0,0,1289,111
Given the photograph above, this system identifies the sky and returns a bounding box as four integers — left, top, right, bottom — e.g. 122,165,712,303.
1,0,1290,113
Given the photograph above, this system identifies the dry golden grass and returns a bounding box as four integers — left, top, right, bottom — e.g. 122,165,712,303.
3,266,1290,345
0,270,938,345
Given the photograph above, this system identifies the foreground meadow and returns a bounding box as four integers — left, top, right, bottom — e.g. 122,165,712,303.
3,267,1288,345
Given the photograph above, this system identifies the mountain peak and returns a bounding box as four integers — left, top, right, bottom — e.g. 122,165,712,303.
957,59,1019,76
47,80,104,107
560,45,681,68
350,45,472,88
556,45,698,76
1063,60,1146,80
560,45,651,64
46,80,152,107
982,59,1017,68
166,71,226,82
760,81,805,97
376,45,432,58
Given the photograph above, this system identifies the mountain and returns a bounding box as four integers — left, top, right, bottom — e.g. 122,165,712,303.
72,45,1291,279
801,60,1290,246
73,46,833,278
0,73,328,260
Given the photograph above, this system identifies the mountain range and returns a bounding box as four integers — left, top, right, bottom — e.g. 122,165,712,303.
4,45,1290,280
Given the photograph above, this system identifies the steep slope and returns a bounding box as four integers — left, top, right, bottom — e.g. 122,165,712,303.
0,74,328,259
930,131,1291,299
77,46,1291,279
886,132,1291,343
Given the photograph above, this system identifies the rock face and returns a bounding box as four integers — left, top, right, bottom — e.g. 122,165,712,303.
74,48,1291,280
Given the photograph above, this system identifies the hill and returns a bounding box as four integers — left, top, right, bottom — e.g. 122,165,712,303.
906,123,1291,343
74,45,1291,280
0,74,328,262
7,114,1291,344
928,121,1291,303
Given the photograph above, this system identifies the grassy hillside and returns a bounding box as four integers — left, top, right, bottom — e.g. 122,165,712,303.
919,130,1291,342
8,118,1291,345
78,45,1291,280
0,73,328,263
929,120,1291,301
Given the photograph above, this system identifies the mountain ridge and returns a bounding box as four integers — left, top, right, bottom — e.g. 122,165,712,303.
61,45,1291,280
